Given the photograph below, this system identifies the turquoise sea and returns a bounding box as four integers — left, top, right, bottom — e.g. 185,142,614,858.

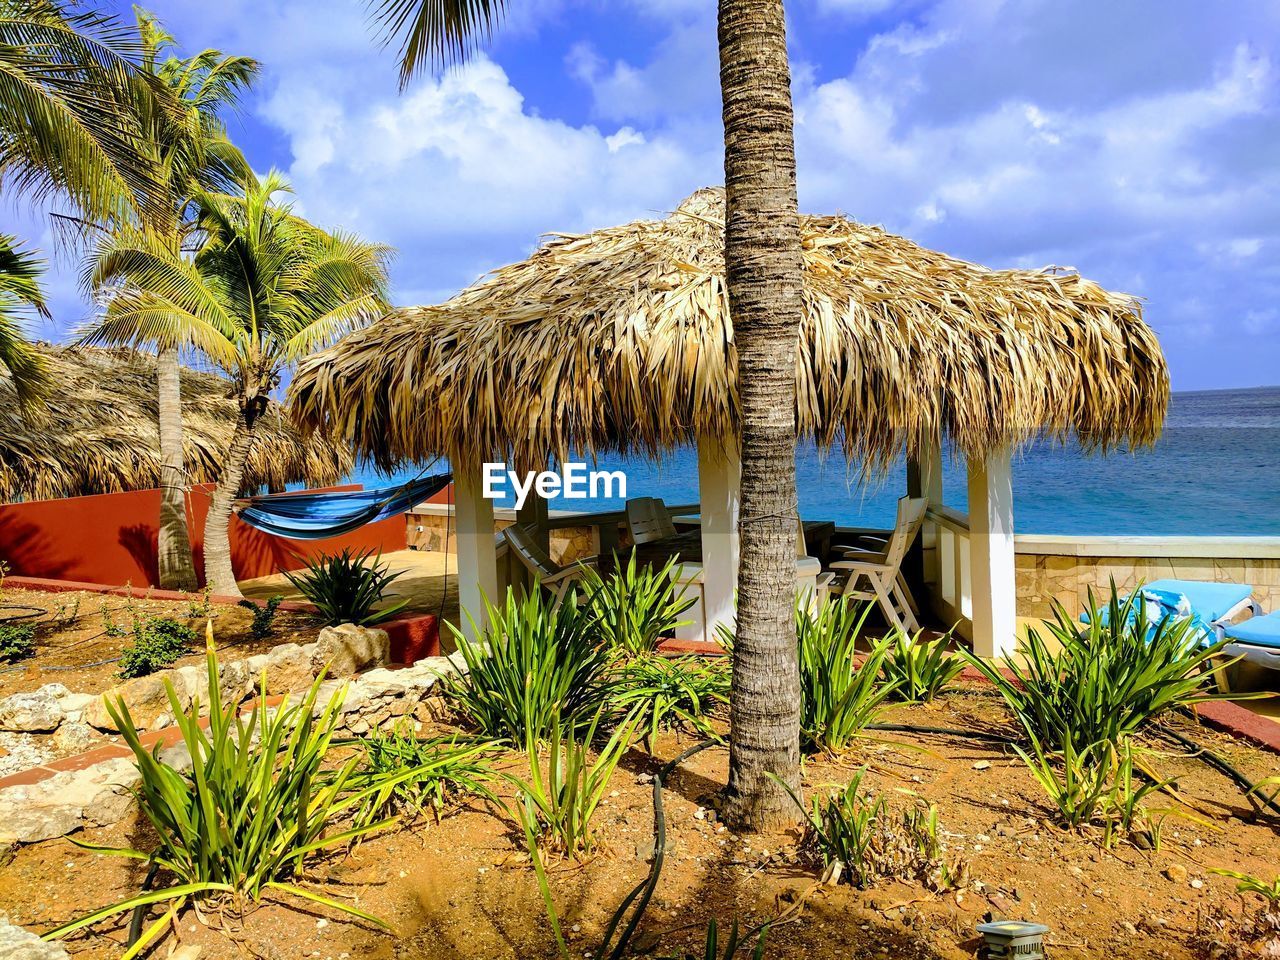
349,386,1280,536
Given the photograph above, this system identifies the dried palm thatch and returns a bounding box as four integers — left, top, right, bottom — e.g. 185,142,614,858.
291,188,1168,473
0,345,353,501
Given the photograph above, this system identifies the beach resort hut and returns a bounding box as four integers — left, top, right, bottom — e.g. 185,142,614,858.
0,345,353,501
290,188,1168,657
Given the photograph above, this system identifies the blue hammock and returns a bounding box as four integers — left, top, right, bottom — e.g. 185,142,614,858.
236,471,452,540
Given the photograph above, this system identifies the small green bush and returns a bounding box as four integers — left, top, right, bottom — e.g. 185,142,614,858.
962,583,1242,756
796,597,897,753
283,547,408,625
0,623,36,663
237,595,283,642
610,653,729,751
880,630,964,702
117,617,196,679
445,587,614,741
349,725,497,827
582,551,695,656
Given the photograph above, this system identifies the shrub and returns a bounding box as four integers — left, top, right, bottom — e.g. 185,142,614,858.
962,583,1240,755
48,633,408,956
117,617,196,678
0,622,35,663
283,547,408,626
1210,869,1280,905
509,707,638,859
700,919,769,960
796,597,898,753
349,725,496,827
445,587,613,741
237,595,283,642
779,767,960,890
610,653,730,751
583,551,695,656
880,630,965,702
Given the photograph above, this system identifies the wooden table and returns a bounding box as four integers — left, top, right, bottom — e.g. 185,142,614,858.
632,520,836,568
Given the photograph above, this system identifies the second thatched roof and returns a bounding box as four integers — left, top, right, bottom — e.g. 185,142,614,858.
291,188,1169,472
1,345,354,501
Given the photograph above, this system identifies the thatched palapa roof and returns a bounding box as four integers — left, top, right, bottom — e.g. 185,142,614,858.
290,188,1169,472
1,345,354,501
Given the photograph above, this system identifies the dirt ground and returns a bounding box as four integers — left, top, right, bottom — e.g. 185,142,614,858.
0,589,324,700
1,680,1277,959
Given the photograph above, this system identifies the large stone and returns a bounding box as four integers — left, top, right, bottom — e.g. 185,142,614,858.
312,624,390,678
264,643,316,695
0,689,63,732
0,911,70,959
51,721,100,757
0,758,142,843
83,672,185,732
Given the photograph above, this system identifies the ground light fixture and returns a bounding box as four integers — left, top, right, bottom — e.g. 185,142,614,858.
975,920,1050,958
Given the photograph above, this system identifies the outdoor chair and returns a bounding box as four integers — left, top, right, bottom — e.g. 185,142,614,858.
626,496,678,545
829,496,927,632
503,523,597,605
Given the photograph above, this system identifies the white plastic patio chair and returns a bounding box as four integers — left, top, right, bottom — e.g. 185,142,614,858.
503,523,597,605
829,496,927,632
626,496,678,545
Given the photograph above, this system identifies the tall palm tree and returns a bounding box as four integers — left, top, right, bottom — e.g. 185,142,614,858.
372,0,807,827
82,171,392,596
87,11,258,592
0,232,49,404
0,0,163,224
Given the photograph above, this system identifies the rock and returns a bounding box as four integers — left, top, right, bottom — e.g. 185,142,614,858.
51,721,100,757
264,644,315,694
55,693,96,723
312,624,390,678
0,757,143,842
0,910,70,959
83,672,183,732
1164,865,1188,883
1190,877,1204,890
0,690,63,732
972,760,991,771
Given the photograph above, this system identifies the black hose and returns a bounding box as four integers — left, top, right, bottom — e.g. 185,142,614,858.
126,861,160,949
866,722,1018,746
598,739,720,960
1159,725,1280,819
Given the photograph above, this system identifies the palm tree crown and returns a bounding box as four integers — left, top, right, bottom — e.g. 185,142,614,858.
0,232,48,403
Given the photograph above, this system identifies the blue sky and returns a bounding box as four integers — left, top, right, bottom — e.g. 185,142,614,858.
11,0,1280,391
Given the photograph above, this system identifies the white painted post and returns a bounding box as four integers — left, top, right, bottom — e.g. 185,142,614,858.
907,434,944,589
698,432,741,642
967,450,1017,658
454,464,499,641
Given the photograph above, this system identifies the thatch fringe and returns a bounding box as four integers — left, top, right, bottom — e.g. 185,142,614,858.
291,188,1168,473
1,345,353,501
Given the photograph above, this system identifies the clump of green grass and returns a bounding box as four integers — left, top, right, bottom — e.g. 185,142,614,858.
880,630,964,702
445,587,613,741
610,653,729,751
117,617,196,678
582,551,695,656
284,547,408,626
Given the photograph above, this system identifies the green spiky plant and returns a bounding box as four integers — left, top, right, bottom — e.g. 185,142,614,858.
583,550,695,656
962,583,1249,755
610,653,730,751
445,586,613,741
795,597,898,753
284,548,408,626
880,630,964,702
45,629,410,957
700,918,769,960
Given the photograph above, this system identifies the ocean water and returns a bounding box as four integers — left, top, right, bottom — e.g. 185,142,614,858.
348,386,1280,536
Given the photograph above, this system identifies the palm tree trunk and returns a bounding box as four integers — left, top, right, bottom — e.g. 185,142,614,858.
156,345,198,591
203,407,255,597
717,0,806,829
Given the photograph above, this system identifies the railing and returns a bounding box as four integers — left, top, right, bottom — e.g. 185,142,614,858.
924,504,973,637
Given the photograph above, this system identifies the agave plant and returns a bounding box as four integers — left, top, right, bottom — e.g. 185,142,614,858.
610,653,730,751
582,550,695,656
880,629,965,702
283,546,408,625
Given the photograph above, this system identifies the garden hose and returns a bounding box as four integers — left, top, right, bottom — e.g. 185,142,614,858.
125,861,160,950
598,738,721,960
866,722,1019,746
1159,724,1280,819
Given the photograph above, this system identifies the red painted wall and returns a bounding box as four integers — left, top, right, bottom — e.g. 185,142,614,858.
0,484,407,587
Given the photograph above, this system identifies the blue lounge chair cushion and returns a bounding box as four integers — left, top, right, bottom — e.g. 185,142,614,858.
1223,610,1280,650
1143,580,1254,624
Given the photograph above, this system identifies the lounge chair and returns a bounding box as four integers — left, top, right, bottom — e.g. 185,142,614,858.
503,523,598,604
626,496,678,545
1091,579,1259,644
829,497,927,632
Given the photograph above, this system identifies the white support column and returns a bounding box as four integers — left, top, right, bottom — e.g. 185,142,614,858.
698,432,741,642
907,434,944,587
454,463,498,641
966,449,1017,659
